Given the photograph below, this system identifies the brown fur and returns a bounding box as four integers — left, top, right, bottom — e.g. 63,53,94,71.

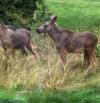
0,23,36,70
37,16,98,68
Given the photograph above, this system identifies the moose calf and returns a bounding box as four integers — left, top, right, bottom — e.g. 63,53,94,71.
36,16,98,68
0,23,36,69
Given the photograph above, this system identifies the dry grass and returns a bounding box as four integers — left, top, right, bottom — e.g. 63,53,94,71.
0,36,99,91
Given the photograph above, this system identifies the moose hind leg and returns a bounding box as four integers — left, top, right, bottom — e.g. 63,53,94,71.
83,49,90,68
92,51,97,66
20,47,28,56
26,42,37,57
87,48,96,68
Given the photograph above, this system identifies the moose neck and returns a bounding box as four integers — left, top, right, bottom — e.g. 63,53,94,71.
47,23,64,42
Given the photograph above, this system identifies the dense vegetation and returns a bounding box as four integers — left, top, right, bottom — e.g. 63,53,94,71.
0,0,46,28
0,0,100,103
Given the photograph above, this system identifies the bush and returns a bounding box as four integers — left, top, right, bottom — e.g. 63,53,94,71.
0,0,46,28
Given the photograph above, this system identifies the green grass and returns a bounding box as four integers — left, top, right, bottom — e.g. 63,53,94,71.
1,86,100,103
0,89,27,103
28,87,100,103
0,0,100,102
46,0,100,31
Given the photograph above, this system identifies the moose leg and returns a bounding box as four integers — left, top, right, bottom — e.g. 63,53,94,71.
87,48,96,68
20,47,28,56
11,49,16,60
92,52,97,66
4,48,13,70
83,49,90,68
56,47,67,65
26,42,37,58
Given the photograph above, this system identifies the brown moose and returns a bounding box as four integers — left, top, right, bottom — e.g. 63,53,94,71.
0,23,36,69
36,16,98,68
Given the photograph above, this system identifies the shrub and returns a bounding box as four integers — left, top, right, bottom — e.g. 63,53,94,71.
0,0,46,28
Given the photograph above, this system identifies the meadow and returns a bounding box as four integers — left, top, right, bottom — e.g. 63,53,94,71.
0,0,100,103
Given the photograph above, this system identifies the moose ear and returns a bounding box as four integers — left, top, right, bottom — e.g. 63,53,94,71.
50,15,57,24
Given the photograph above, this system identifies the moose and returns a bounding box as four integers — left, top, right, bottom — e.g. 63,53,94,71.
0,23,36,69
36,16,98,68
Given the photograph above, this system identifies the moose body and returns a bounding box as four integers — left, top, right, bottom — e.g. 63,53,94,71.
0,23,36,69
37,16,98,68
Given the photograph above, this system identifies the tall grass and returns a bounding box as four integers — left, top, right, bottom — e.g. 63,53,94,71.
0,0,99,90
0,0,100,102
0,33,99,90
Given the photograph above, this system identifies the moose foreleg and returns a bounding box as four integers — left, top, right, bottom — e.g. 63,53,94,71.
56,47,67,65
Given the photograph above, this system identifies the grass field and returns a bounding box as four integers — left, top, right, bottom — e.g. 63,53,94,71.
46,0,100,31
0,0,100,103
0,86,100,103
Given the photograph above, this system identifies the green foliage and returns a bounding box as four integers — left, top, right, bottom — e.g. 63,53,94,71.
0,0,46,28
96,44,100,57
